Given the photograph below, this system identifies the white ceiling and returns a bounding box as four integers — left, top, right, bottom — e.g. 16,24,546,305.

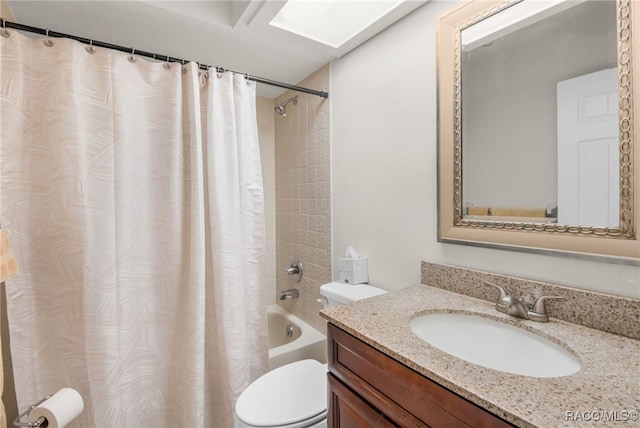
5,1,427,98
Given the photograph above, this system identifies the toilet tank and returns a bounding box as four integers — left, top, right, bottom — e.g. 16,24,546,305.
320,281,387,308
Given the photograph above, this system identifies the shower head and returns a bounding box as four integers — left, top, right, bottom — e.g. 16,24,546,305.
274,96,298,116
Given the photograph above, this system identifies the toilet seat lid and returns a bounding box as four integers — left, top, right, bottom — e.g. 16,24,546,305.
236,359,327,427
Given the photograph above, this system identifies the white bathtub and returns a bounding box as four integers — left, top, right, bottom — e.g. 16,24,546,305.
267,304,327,370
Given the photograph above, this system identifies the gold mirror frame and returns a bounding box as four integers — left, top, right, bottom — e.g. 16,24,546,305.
437,0,640,262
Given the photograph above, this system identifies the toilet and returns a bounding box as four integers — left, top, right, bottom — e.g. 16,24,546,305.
234,281,387,428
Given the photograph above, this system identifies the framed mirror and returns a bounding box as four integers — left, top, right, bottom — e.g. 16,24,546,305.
437,0,640,262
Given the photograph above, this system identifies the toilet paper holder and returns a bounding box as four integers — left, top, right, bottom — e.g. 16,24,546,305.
13,394,52,427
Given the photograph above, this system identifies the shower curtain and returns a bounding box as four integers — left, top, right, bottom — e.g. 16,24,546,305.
0,31,268,427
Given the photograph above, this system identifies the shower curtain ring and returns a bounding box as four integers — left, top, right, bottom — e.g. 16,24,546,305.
0,18,9,38
86,39,96,54
1,18,5,28
128,47,136,63
163,54,171,70
43,28,54,46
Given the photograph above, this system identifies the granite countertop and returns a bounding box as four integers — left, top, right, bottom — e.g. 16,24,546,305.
320,284,640,428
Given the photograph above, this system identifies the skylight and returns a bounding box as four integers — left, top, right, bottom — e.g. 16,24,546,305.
270,0,406,49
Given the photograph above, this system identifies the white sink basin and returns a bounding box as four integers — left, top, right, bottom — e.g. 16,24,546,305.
409,312,581,378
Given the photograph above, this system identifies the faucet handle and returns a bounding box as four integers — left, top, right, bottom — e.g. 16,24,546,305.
529,295,565,322
286,258,303,282
532,295,565,314
483,281,508,302
483,281,512,311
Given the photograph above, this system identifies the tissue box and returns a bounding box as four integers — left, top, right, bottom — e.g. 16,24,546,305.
338,258,368,284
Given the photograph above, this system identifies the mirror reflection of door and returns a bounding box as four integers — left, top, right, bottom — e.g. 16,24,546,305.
557,68,619,227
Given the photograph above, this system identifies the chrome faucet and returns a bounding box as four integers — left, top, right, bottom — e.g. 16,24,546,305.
286,258,303,282
280,288,300,300
483,281,564,322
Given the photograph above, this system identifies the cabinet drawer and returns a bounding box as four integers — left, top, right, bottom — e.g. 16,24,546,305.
328,324,513,428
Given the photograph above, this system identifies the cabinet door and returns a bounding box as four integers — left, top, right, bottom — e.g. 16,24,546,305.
328,373,397,428
327,324,514,428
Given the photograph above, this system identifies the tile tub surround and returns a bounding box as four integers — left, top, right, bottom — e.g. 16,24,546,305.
275,65,331,333
320,285,640,428
421,262,640,339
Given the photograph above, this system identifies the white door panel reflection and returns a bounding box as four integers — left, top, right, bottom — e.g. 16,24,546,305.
557,68,619,227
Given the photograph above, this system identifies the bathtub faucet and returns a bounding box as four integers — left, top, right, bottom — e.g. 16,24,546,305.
286,258,303,282
280,288,300,300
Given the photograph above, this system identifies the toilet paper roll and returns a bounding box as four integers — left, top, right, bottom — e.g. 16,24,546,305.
28,388,84,428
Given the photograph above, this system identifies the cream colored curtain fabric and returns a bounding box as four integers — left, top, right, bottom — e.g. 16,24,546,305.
0,31,268,427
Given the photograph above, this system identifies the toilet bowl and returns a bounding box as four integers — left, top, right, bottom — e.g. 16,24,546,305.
235,359,327,428
234,282,387,428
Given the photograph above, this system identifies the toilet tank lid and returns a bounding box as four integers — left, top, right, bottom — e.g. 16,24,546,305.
320,281,387,304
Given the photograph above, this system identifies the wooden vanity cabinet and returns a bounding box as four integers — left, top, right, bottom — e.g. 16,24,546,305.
327,323,514,428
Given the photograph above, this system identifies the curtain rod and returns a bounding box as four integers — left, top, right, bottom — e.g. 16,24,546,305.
0,19,329,99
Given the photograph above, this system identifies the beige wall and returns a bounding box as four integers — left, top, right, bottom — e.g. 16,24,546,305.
1,0,13,21
275,65,331,332
331,0,639,298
